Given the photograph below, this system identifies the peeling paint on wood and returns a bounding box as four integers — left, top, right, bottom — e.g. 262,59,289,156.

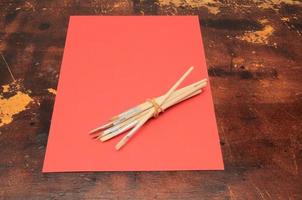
0,82,33,127
236,19,275,44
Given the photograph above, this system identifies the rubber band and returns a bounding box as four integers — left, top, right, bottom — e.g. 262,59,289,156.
146,98,163,118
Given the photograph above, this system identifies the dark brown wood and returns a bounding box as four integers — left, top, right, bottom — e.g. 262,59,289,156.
0,1,301,199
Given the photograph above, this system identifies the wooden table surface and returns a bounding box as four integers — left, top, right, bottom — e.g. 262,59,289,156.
0,0,301,199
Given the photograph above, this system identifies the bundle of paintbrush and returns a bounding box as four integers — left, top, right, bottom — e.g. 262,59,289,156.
89,66,207,150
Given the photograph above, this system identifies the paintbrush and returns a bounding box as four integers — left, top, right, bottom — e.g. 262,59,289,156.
89,66,208,150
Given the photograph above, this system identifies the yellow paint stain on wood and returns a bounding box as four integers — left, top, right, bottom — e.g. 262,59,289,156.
158,0,221,15
281,17,290,22
257,0,301,10
237,19,274,44
113,0,130,8
259,19,269,24
2,84,10,93
47,88,57,95
0,91,33,127
268,0,301,4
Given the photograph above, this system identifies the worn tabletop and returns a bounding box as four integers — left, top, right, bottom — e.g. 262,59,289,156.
0,0,301,199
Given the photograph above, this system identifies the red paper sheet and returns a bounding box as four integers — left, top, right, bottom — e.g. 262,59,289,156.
43,16,224,172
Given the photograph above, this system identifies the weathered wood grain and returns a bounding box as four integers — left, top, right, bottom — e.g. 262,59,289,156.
0,0,301,199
